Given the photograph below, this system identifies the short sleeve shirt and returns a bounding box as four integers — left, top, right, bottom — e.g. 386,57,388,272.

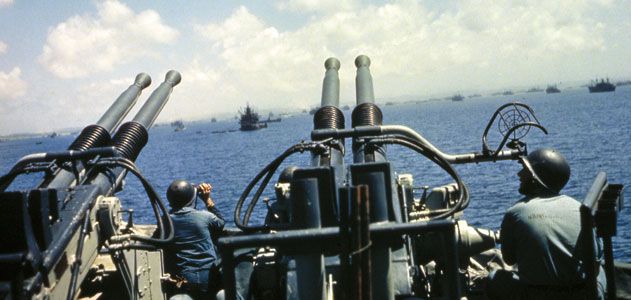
500,195,586,285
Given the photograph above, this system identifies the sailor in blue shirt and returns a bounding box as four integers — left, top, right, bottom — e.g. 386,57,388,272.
486,149,605,300
165,180,225,300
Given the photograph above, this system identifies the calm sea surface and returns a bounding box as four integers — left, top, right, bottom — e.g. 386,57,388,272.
1,86,629,259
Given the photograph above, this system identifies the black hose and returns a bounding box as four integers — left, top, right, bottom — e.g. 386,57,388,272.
242,158,283,225
112,158,173,244
235,144,304,231
89,157,174,246
366,136,470,219
235,140,332,232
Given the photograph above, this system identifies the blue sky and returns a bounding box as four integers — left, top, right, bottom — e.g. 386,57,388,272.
1,0,630,135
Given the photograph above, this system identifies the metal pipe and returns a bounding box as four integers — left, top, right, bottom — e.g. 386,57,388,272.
312,125,523,164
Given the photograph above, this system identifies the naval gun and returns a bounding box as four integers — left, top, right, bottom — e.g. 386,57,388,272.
0,71,181,300
222,56,623,300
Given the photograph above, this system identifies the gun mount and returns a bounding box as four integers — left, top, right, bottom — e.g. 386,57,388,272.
0,71,181,300
224,56,623,300
0,57,624,300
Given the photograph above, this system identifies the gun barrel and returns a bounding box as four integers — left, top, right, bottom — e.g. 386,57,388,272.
43,74,151,189
85,70,181,197
97,73,152,132
312,58,345,183
355,55,375,105
132,70,181,128
321,58,341,107
352,55,384,163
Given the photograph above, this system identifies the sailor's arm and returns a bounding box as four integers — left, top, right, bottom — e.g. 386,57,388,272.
198,183,225,229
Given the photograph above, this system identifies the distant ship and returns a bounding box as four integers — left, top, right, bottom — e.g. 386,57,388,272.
526,87,543,93
451,94,464,101
545,85,561,94
239,103,267,131
170,120,185,132
211,117,217,123
264,112,281,123
502,90,513,96
588,78,615,93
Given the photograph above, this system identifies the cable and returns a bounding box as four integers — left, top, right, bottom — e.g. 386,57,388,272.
87,157,174,246
234,144,304,232
365,135,470,219
234,140,332,232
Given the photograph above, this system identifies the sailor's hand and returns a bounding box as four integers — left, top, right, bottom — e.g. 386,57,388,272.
198,183,212,199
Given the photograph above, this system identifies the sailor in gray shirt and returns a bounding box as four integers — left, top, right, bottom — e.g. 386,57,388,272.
486,149,605,300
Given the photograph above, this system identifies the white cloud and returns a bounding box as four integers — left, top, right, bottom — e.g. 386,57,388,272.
192,0,612,107
276,0,357,13
39,0,179,78
0,67,28,100
0,0,13,8
0,41,6,54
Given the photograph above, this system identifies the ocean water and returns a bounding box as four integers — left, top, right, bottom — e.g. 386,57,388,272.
1,86,629,260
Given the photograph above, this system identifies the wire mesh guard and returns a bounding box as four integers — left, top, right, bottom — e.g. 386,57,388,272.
496,104,533,141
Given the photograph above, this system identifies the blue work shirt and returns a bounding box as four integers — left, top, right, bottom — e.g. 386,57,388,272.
500,194,594,285
166,206,225,275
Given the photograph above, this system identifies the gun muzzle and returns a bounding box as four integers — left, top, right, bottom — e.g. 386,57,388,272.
321,57,341,107
355,55,375,105
112,70,181,161
97,73,152,132
68,73,152,152
132,70,181,128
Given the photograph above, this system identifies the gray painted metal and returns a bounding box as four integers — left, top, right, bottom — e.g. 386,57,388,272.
291,172,326,300
355,55,375,105
133,70,181,128
321,57,340,107
314,57,345,186
89,71,181,197
44,74,151,190
98,73,152,133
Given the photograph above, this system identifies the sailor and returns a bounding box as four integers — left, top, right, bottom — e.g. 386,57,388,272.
486,148,605,300
164,180,225,300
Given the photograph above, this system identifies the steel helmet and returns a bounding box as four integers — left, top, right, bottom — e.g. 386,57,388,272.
166,179,196,208
520,148,570,194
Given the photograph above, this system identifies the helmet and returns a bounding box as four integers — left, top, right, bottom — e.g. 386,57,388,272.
520,148,570,193
166,179,196,208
